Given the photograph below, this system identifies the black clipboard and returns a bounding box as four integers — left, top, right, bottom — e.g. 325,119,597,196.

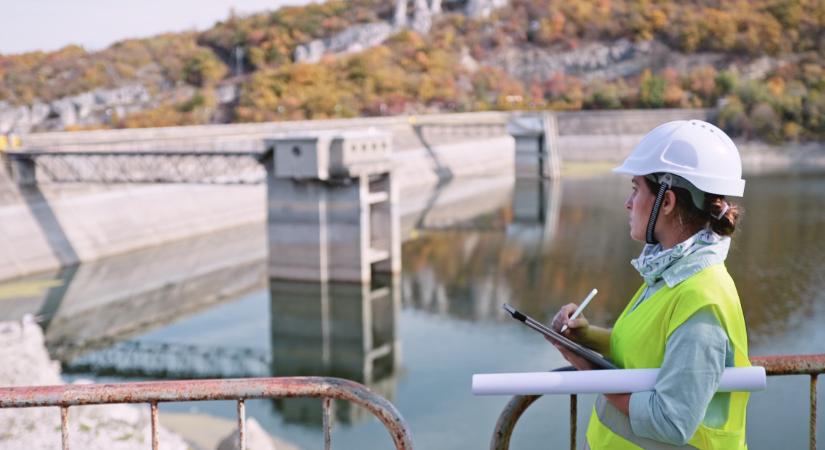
502,303,618,370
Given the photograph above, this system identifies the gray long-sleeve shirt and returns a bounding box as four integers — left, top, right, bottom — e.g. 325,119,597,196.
627,305,732,445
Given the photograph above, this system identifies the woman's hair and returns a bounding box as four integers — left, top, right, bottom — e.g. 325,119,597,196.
643,177,741,236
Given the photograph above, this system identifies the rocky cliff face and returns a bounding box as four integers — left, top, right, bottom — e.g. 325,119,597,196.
293,0,510,63
0,85,151,133
294,22,396,64
484,39,783,84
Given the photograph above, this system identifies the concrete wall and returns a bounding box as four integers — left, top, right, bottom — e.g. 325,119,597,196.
0,180,265,281
20,108,707,158
553,109,825,172
554,108,714,162
20,111,511,152
0,126,515,281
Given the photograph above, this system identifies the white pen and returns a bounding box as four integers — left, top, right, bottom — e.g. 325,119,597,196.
560,288,598,333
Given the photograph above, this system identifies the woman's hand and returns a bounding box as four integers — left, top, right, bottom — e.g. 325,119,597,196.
548,303,595,370
551,341,598,371
550,303,590,339
548,302,613,358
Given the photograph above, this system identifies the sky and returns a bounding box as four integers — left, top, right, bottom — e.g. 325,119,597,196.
0,0,316,55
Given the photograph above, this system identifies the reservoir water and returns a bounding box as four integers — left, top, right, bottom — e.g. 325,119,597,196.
5,170,825,449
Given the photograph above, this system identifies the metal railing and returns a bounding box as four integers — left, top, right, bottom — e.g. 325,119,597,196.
4,150,267,184
491,354,825,450
0,376,413,450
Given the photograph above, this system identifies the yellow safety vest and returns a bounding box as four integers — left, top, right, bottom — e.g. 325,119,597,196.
587,264,750,449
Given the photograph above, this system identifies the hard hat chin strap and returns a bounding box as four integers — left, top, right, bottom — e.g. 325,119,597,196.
645,174,673,245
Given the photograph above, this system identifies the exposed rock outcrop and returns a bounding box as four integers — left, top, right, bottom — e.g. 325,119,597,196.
294,22,395,64
486,38,783,83
0,320,188,450
294,0,511,63
465,0,509,18
0,85,152,133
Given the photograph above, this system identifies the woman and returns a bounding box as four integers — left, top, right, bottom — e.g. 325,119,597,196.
552,120,750,449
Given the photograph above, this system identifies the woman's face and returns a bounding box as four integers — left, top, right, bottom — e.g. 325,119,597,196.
626,176,655,242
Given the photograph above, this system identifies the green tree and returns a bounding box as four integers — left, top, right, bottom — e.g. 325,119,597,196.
586,81,622,109
750,102,781,143
639,70,666,108
718,96,749,137
182,50,228,87
714,70,738,98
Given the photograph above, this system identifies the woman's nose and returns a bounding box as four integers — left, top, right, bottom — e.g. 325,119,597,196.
625,195,632,210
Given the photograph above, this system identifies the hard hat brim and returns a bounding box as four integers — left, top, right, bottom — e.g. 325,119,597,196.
612,164,745,197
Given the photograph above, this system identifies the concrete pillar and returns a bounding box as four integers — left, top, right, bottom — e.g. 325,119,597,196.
267,176,366,282
507,112,561,179
269,277,399,424
265,131,399,284
8,154,37,186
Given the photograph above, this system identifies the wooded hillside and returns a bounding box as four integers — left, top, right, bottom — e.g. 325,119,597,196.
1,0,822,142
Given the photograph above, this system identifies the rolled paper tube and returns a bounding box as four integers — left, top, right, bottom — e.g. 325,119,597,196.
472,367,766,395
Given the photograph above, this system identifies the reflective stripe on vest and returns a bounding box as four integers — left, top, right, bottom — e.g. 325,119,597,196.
586,264,750,449
591,395,700,449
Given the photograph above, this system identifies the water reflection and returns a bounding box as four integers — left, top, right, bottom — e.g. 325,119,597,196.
269,277,400,425
401,172,825,352
402,174,642,326
29,223,267,366
507,176,562,251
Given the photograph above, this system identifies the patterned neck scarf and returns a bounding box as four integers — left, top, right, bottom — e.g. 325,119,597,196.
631,228,731,287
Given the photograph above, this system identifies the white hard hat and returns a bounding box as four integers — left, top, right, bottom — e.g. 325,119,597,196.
613,120,745,197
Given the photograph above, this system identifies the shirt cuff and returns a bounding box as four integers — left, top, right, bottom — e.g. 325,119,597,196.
628,391,656,439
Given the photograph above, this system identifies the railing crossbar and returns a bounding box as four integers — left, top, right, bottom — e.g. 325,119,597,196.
0,376,412,450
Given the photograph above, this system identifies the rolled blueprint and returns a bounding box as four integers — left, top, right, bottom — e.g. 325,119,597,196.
472,367,766,395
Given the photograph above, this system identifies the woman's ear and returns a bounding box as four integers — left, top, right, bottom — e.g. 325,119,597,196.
661,190,678,216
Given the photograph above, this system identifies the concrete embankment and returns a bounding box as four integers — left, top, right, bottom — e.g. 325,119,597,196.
0,111,515,281
3,109,822,281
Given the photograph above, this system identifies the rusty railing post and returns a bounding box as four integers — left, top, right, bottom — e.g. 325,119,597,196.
60,405,69,450
323,397,333,450
811,374,817,450
570,394,577,450
150,401,159,450
238,399,247,450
